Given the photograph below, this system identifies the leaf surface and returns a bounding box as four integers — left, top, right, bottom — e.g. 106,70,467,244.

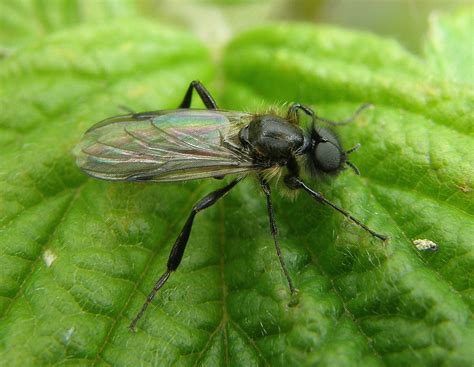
222,22,473,367
424,6,474,85
0,7,473,367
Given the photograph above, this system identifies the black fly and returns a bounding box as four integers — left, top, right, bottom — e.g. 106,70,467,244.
74,80,387,331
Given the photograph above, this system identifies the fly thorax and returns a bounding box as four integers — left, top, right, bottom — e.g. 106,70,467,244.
239,115,305,163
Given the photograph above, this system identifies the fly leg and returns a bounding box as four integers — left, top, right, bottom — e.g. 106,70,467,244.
129,178,241,331
314,103,373,126
259,178,296,294
179,80,218,109
287,103,315,124
286,176,387,241
287,103,372,126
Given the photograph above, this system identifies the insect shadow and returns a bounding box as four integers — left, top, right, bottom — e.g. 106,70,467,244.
74,80,387,331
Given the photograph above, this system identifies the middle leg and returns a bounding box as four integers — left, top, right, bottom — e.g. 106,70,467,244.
259,177,296,294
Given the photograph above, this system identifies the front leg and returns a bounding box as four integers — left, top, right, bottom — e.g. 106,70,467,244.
285,176,387,241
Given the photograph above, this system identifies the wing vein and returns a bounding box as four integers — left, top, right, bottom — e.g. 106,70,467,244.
75,110,260,182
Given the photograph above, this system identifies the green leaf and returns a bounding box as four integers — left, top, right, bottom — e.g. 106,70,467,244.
223,24,473,366
0,19,214,366
1,12,473,367
424,6,474,85
0,0,137,50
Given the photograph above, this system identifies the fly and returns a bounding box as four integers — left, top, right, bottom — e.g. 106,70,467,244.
74,80,388,331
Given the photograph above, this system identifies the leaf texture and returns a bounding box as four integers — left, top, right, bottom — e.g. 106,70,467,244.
0,6,473,367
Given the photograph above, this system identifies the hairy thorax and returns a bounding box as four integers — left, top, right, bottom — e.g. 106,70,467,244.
239,114,308,166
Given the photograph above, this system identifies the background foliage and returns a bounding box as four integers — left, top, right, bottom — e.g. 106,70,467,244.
0,1,472,366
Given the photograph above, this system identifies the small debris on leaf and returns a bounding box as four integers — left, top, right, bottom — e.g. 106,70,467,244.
413,239,438,252
42,249,57,267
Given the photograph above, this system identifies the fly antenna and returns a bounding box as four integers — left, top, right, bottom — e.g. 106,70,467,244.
345,144,361,174
346,161,360,175
346,143,361,155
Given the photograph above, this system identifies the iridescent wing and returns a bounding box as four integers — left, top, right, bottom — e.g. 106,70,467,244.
74,109,259,182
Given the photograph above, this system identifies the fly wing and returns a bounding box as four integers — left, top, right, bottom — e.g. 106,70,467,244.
73,109,258,182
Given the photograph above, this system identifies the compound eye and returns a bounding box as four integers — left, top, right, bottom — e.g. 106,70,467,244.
314,128,344,172
315,142,342,172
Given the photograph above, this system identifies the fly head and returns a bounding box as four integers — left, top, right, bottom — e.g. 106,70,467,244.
306,125,360,175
